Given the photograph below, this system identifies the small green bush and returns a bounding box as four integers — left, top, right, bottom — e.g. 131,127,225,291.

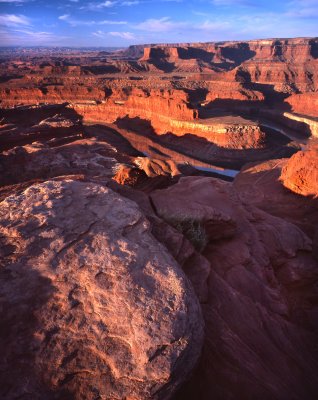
164,214,208,252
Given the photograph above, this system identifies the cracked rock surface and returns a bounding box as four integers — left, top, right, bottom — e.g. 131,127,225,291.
0,179,204,400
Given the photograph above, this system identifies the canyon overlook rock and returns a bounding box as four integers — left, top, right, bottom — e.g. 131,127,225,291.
0,179,204,400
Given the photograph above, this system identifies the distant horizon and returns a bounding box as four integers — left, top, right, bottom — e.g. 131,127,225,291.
0,0,318,47
1,35,317,51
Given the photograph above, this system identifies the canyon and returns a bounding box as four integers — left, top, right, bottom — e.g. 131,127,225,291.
1,37,318,400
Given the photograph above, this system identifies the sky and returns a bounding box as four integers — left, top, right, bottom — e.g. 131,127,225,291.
0,0,317,47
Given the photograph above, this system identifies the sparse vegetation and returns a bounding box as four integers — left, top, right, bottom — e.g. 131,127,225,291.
163,213,208,252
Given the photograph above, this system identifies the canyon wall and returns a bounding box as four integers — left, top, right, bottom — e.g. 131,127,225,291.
74,101,266,149
285,92,318,118
139,38,318,64
1,37,318,151
137,38,318,90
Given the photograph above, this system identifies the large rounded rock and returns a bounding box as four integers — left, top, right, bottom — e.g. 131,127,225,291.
0,179,204,400
280,147,318,197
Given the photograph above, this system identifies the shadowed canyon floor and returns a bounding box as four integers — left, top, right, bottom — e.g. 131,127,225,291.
1,38,318,400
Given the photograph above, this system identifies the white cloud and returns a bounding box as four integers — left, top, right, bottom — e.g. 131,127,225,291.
0,14,31,27
286,0,318,17
80,1,116,10
0,12,66,47
129,10,315,43
2,27,70,45
0,0,30,3
59,14,127,26
14,28,60,39
134,17,187,32
134,17,230,34
109,31,136,39
291,0,318,4
121,1,139,5
58,14,74,22
200,20,231,31
99,19,127,25
100,0,115,5
211,0,253,5
92,30,105,37
192,11,211,17
92,29,136,40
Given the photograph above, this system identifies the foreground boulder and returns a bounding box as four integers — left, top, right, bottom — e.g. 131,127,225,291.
280,147,318,197
151,177,318,400
0,179,204,400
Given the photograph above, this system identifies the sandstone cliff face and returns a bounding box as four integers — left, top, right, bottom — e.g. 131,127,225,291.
281,112,318,136
0,85,106,105
69,87,196,132
285,92,318,118
240,61,318,92
39,65,87,76
141,47,180,62
204,81,265,103
108,87,195,120
75,100,267,150
140,38,318,64
137,38,318,90
134,39,318,118
0,179,204,400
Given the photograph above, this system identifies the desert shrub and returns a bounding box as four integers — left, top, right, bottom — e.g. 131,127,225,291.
163,214,208,252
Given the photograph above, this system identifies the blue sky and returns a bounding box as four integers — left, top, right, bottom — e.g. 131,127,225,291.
0,0,317,47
